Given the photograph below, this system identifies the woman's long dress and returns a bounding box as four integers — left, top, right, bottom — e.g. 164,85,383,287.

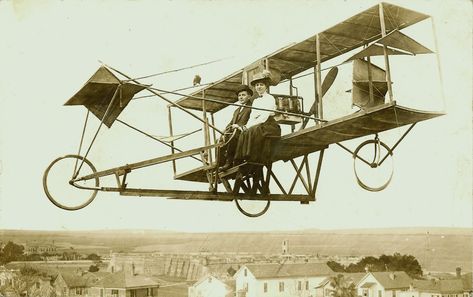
234,93,281,165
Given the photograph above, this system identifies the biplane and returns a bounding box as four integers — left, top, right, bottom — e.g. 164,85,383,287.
43,2,444,217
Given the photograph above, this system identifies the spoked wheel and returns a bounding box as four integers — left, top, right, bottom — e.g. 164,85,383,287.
353,138,394,192
233,166,271,218
235,199,270,218
43,154,99,210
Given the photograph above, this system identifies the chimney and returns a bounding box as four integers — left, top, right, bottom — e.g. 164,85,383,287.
131,263,136,276
456,267,461,278
389,272,396,280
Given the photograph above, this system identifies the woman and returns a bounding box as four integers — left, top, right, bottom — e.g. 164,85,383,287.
234,71,281,165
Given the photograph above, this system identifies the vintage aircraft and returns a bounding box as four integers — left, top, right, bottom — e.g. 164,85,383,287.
43,2,444,217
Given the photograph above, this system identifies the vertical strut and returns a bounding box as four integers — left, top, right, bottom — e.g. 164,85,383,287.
167,106,176,175
304,155,312,194
312,149,325,198
315,34,323,120
73,110,90,177
379,3,394,103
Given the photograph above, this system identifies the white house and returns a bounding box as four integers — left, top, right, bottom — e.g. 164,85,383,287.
188,275,234,297
357,271,412,297
234,262,334,297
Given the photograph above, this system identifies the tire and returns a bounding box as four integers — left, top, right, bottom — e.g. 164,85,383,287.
353,139,393,192
235,199,270,217
43,155,99,210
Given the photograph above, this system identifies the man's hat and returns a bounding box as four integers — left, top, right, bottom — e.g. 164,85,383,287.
235,84,253,96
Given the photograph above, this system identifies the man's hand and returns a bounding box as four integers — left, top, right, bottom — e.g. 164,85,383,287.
231,124,242,130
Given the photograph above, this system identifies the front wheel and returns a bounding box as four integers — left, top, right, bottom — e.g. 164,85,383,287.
235,199,270,217
43,155,99,210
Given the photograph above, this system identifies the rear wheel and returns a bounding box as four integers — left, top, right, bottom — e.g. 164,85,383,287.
43,155,99,210
353,139,393,192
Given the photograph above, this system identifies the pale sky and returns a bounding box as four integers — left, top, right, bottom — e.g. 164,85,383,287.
0,0,471,232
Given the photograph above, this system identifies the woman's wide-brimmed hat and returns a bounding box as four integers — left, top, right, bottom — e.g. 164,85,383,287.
250,70,272,86
235,84,253,96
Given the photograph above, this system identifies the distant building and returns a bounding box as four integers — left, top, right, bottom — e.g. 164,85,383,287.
188,275,234,297
234,262,334,297
25,243,57,255
357,271,412,297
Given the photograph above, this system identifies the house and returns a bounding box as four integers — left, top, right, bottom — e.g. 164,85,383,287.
357,271,413,297
460,273,472,296
157,281,192,297
234,262,334,297
90,270,159,297
398,270,472,297
0,267,16,288
53,271,95,296
401,279,467,297
27,275,55,297
0,267,16,297
188,275,234,297
315,272,367,297
0,268,55,297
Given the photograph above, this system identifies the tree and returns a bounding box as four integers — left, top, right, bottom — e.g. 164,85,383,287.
26,253,42,261
328,274,357,297
380,253,422,279
328,253,423,279
327,260,346,272
0,241,25,264
88,264,99,272
227,266,237,277
85,253,101,261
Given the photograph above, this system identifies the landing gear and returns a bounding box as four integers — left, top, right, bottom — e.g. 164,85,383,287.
235,199,271,218
218,163,272,217
353,135,393,192
43,155,99,210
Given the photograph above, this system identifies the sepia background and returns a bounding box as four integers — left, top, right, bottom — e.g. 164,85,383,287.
0,0,471,233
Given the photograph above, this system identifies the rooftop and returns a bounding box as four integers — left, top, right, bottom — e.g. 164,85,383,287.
97,271,159,289
244,262,334,279
368,271,412,289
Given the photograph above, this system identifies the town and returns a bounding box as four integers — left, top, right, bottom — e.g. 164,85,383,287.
0,230,471,297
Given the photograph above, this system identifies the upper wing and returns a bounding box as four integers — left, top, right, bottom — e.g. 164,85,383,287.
176,2,430,113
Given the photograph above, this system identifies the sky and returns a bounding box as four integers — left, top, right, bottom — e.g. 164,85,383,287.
0,0,471,232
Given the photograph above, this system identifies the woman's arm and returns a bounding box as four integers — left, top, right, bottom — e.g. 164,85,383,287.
244,95,276,129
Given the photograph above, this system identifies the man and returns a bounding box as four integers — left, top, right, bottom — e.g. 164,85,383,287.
218,84,253,170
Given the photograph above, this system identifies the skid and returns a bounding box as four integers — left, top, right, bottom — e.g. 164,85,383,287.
109,188,313,202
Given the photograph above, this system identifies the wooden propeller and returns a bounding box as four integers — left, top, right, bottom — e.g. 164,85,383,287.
301,66,338,129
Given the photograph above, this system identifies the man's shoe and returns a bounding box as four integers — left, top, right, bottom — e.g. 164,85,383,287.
220,162,232,171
